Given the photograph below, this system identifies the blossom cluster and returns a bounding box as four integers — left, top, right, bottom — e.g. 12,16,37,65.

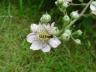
27,14,61,52
26,0,96,52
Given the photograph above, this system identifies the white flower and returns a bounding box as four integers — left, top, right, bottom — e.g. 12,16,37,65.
90,1,96,15
40,13,51,23
71,11,80,19
74,39,81,45
27,23,61,52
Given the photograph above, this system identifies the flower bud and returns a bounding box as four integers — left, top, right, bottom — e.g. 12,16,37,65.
76,30,82,35
62,29,71,41
65,29,71,35
74,39,81,45
40,13,51,23
63,14,70,22
53,28,60,35
55,0,64,5
70,11,80,19
55,1,58,5
62,2,69,8
62,32,70,41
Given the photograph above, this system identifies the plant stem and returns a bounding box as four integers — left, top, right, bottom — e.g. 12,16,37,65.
70,3,86,6
66,0,93,28
58,0,93,37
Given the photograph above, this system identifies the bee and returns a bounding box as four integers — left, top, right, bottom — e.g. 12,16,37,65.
38,34,53,42
38,25,53,41
39,34,53,39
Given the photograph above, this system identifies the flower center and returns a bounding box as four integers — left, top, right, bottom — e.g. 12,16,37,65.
37,29,53,42
36,25,54,42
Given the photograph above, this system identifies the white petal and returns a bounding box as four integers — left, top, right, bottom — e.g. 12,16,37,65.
30,41,42,50
51,22,55,27
45,22,57,35
45,24,50,30
26,33,37,43
90,5,96,11
90,1,96,11
41,44,51,52
48,37,61,48
38,24,46,32
31,24,38,32
92,11,96,15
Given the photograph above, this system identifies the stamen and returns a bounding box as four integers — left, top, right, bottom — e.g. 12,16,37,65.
36,24,53,42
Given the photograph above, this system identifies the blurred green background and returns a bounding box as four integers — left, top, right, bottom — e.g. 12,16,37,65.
0,0,96,72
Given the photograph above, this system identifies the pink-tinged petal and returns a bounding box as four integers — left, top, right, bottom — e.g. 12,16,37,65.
30,41,42,50
31,24,38,32
26,33,37,43
41,44,51,52
48,37,61,48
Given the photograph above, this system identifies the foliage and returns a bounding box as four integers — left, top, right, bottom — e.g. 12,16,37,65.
0,0,96,72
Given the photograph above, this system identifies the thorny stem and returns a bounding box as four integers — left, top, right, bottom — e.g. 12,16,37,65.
57,0,93,37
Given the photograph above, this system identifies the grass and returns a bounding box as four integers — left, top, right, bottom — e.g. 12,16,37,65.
0,0,96,72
